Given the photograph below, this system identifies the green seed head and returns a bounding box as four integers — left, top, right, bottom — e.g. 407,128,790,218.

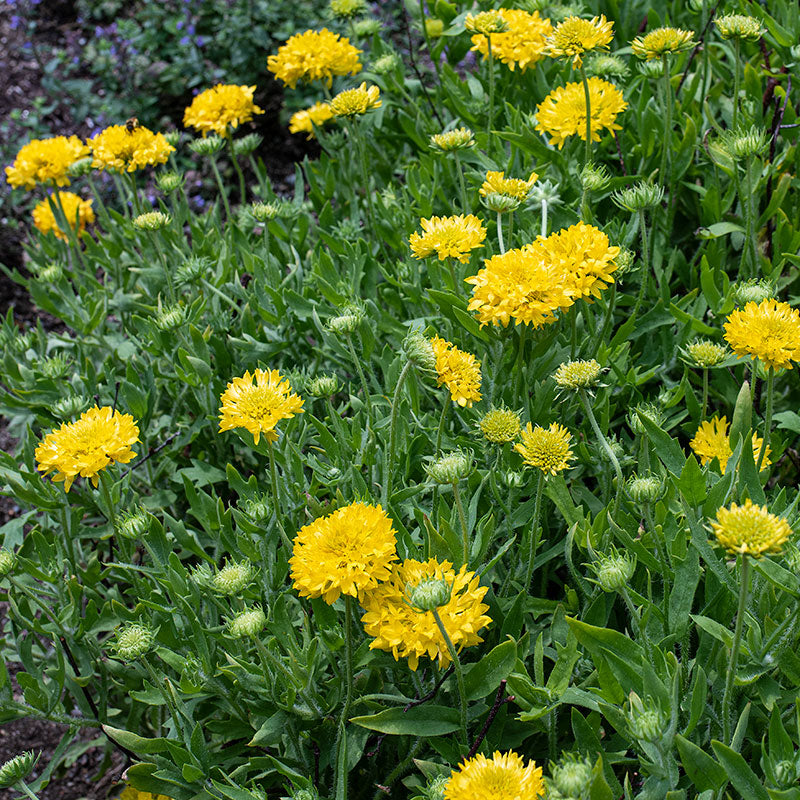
628,694,666,743
406,578,452,612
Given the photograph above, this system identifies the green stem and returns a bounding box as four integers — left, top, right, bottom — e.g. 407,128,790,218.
633,208,651,318
431,608,468,749
496,211,505,254
335,596,355,800
580,65,592,169
352,122,376,239
435,397,449,455
267,439,293,552
620,587,643,641
128,172,143,215
541,198,548,238
702,368,709,419
455,152,468,212
513,322,528,404
757,366,774,470
98,470,117,538
447,258,462,295
227,134,247,206
525,471,545,589
17,781,42,800
660,53,672,188
345,332,372,423
383,361,413,508
453,482,469,566
579,388,623,512
486,35,495,146
208,154,232,221
732,37,741,131
149,231,176,303
722,555,750,744
594,284,616,357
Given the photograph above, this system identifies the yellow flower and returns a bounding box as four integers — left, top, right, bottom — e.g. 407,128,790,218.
444,750,545,800
35,406,139,492
515,422,573,474
724,299,800,370
409,214,487,263
479,407,521,443
470,9,553,72
361,558,491,670
330,82,381,117
183,84,264,137
430,127,475,152
690,416,770,472
218,369,304,445
479,170,538,200
546,15,614,68
631,27,694,60
267,28,362,89
430,336,482,408
5,136,90,189
538,222,619,300
118,784,172,800
711,499,791,557
288,102,334,139
32,192,94,240
714,14,765,42
535,77,627,149
683,339,728,368
290,502,398,604
89,124,174,173
465,245,575,328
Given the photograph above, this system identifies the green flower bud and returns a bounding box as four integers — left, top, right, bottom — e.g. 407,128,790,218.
116,506,150,539
228,607,266,638
156,171,184,193
773,758,799,789
154,303,185,331
425,449,472,484
0,549,16,579
581,162,611,192
554,359,603,390
189,135,226,156
626,474,665,505
589,549,636,592
133,211,171,231
627,401,666,435
232,133,263,157
176,256,209,285
715,14,765,41
504,470,524,488
730,279,774,307
213,560,255,596
288,788,319,800
479,407,522,443
67,157,93,178
163,130,182,148
549,753,593,799
681,339,728,369
430,127,475,153
52,395,89,419
113,623,154,661
242,494,271,523
40,353,70,378
406,577,452,611
481,191,521,214
35,262,64,283
719,125,768,159
403,328,437,371
612,181,664,212
422,774,448,800
251,201,279,222
614,247,635,277
584,53,629,80
327,305,365,336
638,59,664,78
308,374,340,398
425,18,445,38
627,695,666,743
371,53,401,75
527,179,562,209
0,751,39,788
465,10,508,35
353,18,381,36
330,0,366,18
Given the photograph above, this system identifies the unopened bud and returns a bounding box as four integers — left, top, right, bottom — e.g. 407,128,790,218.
133,211,171,231
189,135,225,156
113,623,154,661
228,607,266,638
426,450,472,484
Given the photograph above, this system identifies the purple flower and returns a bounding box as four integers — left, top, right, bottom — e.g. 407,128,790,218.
187,23,195,35
195,36,206,48
179,35,191,46
176,20,184,29
10,15,22,29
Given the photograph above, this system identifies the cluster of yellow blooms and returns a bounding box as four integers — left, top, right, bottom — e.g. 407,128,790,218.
288,102,334,139
88,124,174,172
183,84,264,137
409,214,487,263
32,191,95,240
5,135,89,189
267,28,362,88
430,336,482,407
469,9,552,72
690,416,769,472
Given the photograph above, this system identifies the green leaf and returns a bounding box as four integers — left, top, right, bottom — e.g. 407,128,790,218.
636,410,685,475
350,704,460,736
729,381,753,453
678,455,707,506
710,740,770,800
102,725,169,754
464,638,517,701
675,734,727,791
697,221,746,239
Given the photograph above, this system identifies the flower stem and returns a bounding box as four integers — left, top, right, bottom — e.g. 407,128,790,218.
525,471,544,589
208,153,232,221
267,439,293,552
431,608,468,749
757,366,774,470
453,481,469,566
383,360,413,508
345,332,372,423
335,596,356,800
541,198,548,238
352,122,376,239
98,470,117,539
633,208,651,318
702,367,709,419
660,53,672,188
227,133,247,206
148,231,176,303
722,554,750,744
435,398,449,455
580,65,592,169
496,211,505,254
447,258,462,295
732,37,741,130
455,152,468,212
486,35,495,146
579,388,623,512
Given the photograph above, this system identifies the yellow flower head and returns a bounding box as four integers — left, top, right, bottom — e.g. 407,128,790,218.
89,124,174,173
546,15,614,68
631,27,695,60
330,82,381,117
690,415,770,472
479,407,521,443
409,214,487,263
267,28,362,89
515,422,573,474
724,299,800,370
218,368,304,445
430,127,476,152
35,406,139,492
444,750,545,800
32,192,95,240
290,502,398,604
535,77,627,149
183,84,264,137
361,557,491,670
684,339,728,368
6,136,90,189
465,10,508,36
465,245,575,328
470,9,553,72
479,170,538,201
288,102,334,139
714,14,765,42
538,222,619,300
430,336,482,408
711,499,791,557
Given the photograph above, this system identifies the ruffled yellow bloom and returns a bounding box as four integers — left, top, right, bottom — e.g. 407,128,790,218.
290,502,398,604
515,422,573,474
690,416,770,472
631,27,694,60
409,214,487,263
479,407,521,443
470,9,553,72
479,170,538,200
32,192,94,240
218,369,304,445
330,82,381,117
89,124,174,173
538,222,619,300
35,406,139,492
431,336,482,408
119,784,172,800
535,77,627,149
267,28,362,89
724,299,800,370
465,245,575,328
711,499,791,557
288,102,334,139
6,136,89,189
361,558,491,670
546,15,614,68
445,750,545,800
183,84,264,137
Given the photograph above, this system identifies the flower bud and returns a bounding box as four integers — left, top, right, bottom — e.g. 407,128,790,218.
627,401,666,435
403,328,437,372
614,247,635,277
627,694,666,744
715,14,765,41
549,753,593,799
232,133,263,157
589,549,636,592
481,192,521,214
554,359,602,390
730,279,774,307
228,607,266,638
773,759,800,789
0,751,39,789
465,10,508,35
330,0,366,18
430,127,475,153
407,577,452,611
40,353,70,378
133,211,171,231
242,494,271,523
189,135,225,156
308,374,340,398
479,407,521,443
0,549,16,579
213,560,255,596
113,623,154,661
580,162,611,192
67,157,93,178
353,18,381,36
163,130,181,148
626,474,665,505
719,125,768,159
638,59,664,78
504,470,524,488
421,774,448,800
327,305,365,336
116,506,150,539
52,395,89,419
584,53,629,79
612,181,664,212
155,303,185,331
682,339,728,369
289,788,320,800
156,171,184,193
35,263,64,283
527,179,562,210
176,256,209,285
425,449,472,484
371,53,401,75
